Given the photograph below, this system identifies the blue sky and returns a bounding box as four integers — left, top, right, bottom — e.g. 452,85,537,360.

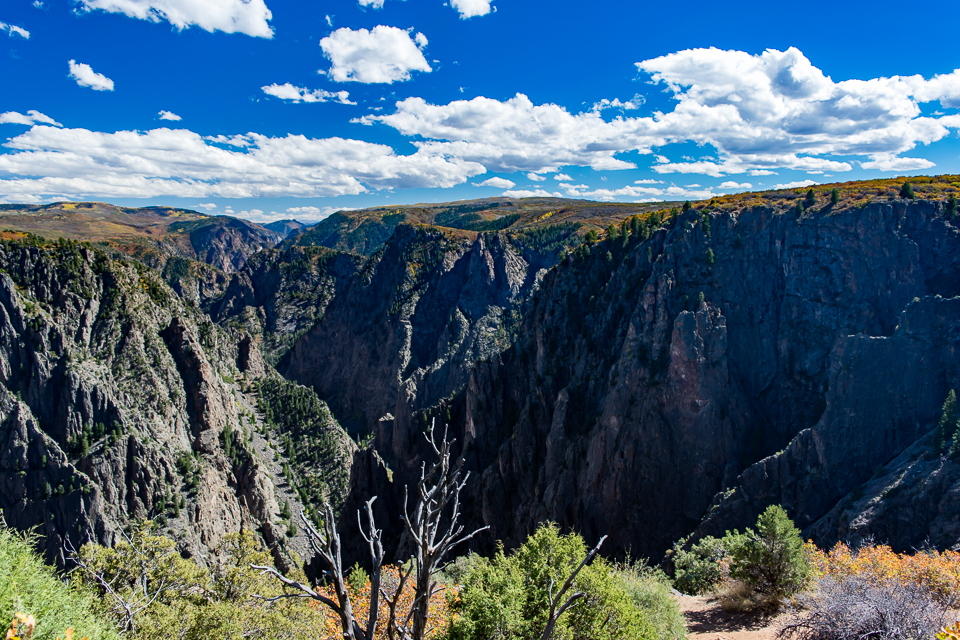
2,0,960,223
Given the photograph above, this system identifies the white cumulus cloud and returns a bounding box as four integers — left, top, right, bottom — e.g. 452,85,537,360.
526,173,546,181
194,202,217,210
450,0,493,18
76,0,273,38
158,110,181,121
0,22,30,38
286,206,322,216
320,26,431,84
860,154,935,171
361,47,960,179
0,125,484,201
592,96,642,112
358,0,385,6
719,181,752,189
554,173,573,181
636,46,960,175
261,83,355,104
475,176,515,188
0,110,62,126
771,180,818,190
361,93,647,173
234,206,341,223
68,60,114,91
502,188,563,198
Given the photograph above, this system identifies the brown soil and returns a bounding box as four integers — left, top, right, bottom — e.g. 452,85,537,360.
677,594,785,640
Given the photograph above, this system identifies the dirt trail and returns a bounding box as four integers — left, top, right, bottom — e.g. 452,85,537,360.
677,594,783,640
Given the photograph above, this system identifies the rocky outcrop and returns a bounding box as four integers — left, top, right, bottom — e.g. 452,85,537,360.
183,217,280,273
806,428,960,552
0,240,344,567
284,224,549,446
206,245,362,365
697,295,960,547
286,198,960,558
264,219,308,240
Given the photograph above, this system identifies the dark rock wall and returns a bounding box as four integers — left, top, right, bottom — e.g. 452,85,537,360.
286,200,960,557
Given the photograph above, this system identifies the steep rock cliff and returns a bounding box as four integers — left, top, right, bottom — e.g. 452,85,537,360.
284,224,550,447
207,245,362,365
287,199,960,558
0,239,349,567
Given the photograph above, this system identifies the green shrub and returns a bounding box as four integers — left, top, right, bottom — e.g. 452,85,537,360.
447,523,663,640
727,504,809,599
73,525,326,639
831,189,840,205
614,562,687,640
804,189,816,208
671,535,730,595
0,523,120,640
900,182,915,199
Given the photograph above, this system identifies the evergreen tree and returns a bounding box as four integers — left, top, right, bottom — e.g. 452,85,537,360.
795,201,804,215
948,194,958,218
831,188,840,205
935,390,958,453
682,200,692,212
728,504,809,599
900,182,915,199
805,189,816,208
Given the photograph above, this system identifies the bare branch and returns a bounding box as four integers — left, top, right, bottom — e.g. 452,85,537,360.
399,418,490,640
539,535,607,640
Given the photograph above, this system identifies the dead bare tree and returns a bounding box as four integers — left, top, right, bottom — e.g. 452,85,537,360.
379,561,414,640
253,497,383,640
400,420,489,640
256,419,486,640
539,535,607,640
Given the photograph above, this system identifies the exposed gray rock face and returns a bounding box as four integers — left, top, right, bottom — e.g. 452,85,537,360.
207,246,362,365
184,217,281,273
697,295,960,548
0,240,337,567
286,200,960,558
285,225,547,449
806,428,960,552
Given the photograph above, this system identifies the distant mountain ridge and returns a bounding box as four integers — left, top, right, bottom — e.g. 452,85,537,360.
0,202,281,273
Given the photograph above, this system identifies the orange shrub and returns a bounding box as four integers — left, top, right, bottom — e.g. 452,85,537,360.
938,621,960,640
313,565,454,640
805,541,960,606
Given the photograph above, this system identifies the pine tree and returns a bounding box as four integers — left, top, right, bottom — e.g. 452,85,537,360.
900,182,915,199
936,390,958,452
948,195,958,219
683,200,692,212
805,189,816,208
831,188,840,205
